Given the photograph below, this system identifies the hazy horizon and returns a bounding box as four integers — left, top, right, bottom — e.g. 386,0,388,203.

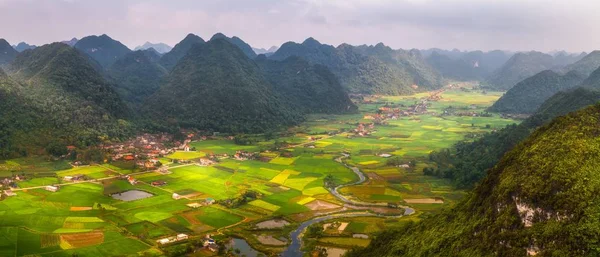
1,0,598,53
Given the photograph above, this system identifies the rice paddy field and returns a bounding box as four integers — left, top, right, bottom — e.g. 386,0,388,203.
0,88,519,256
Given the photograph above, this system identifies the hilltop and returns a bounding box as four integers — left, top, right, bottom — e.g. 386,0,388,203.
210,33,257,59
159,33,205,71
74,34,131,68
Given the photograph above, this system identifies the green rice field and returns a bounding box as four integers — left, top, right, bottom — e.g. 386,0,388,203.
0,88,519,256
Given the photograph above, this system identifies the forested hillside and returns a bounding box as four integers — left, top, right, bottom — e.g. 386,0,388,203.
144,39,302,133
109,49,167,104
3,43,132,155
488,70,586,114
256,55,357,114
159,33,205,71
349,103,600,257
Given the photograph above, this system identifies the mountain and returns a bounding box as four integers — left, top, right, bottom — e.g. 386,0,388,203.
74,34,131,68
349,103,600,256
134,42,172,54
210,33,257,59
159,33,205,71
253,46,279,55
13,42,37,52
426,51,485,81
256,55,357,114
5,43,131,153
108,50,168,103
0,39,18,65
488,70,586,114
485,51,556,90
145,39,301,133
561,51,600,77
270,38,443,95
60,38,78,46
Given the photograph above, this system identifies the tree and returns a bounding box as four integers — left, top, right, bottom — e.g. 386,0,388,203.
46,141,68,157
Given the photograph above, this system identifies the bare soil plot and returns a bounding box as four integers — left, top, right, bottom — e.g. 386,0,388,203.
60,231,104,248
256,235,287,246
305,200,340,211
255,219,290,229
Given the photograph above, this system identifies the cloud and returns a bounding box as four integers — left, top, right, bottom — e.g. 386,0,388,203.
0,0,598,52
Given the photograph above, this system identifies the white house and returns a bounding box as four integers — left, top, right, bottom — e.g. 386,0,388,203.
45,185,59,192
172,193,181,200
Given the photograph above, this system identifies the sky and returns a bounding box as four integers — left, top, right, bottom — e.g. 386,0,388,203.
0,0,598,53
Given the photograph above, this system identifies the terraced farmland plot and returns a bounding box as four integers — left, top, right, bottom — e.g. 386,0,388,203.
195,207,243,229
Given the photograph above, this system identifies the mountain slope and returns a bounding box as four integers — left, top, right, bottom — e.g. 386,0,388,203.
5,43,131,151
256,55,357,114
562,51,600,77
145,39,301,133
0,39,18,65
134,42,172,54
108,50,167,103
488,70,586,114
270,38,442,95
210,33,257,59
485,51,556,90
74,34,131,68
350,103,600,256
159,33,205,71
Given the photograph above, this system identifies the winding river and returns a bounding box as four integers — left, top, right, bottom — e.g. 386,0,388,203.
281,154,415,256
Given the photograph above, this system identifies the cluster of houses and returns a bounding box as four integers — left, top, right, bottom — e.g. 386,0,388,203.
101,133,178,162
350,123,376,137
156,233,219,252
232,151,256,161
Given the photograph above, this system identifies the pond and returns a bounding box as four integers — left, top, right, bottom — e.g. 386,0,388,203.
226,238,263,257
111,190,154,201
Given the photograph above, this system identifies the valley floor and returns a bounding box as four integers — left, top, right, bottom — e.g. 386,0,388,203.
0,84,519,257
